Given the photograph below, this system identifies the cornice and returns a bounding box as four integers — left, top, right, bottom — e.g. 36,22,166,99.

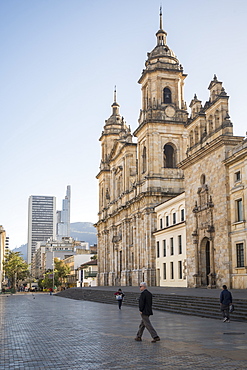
138,67,185,84
133,117,186,137
223,144,247,165
96,168,110,179
178,135,244,169
153,220,185,235
97,189,178,223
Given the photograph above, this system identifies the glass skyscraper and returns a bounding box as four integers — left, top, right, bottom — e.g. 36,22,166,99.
56,185,71,240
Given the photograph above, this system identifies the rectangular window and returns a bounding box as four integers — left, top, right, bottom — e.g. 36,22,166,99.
157,241,160,258
163,263,166,280
173,213,176,224
236,243,244,267
170,262,174,279
235,171,241,182
170,238,174,255
236,199,243,222
178,235,182,254
160,218,163,229
166,215,169,227
163,240,166,257
181,209,185,222
178,261,182,279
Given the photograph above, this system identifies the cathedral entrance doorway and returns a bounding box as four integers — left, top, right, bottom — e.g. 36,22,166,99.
200,237,210,286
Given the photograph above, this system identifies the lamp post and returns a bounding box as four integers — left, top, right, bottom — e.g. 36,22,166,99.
52,249,54,292
49,247,55,293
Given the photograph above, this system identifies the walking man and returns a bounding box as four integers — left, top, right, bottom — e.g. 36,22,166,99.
220,285,233,322
135,282,160,342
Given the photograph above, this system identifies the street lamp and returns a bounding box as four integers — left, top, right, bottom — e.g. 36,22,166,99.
52,249,54,292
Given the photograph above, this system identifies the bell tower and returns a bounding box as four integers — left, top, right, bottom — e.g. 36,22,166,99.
134,9,188,192
138,8,188,126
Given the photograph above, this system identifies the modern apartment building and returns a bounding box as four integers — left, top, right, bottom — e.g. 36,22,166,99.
27,196,56,266
32,237,90,278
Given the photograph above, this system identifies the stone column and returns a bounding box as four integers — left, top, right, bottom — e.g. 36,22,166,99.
192,205,201,287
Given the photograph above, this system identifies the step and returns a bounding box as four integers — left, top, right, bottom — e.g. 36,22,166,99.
56,288,247,322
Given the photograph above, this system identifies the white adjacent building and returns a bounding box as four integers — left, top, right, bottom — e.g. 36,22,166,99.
28,195,56,266
154,193,187,287
78,260,98,287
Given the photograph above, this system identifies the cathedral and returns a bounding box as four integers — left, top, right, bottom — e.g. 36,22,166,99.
95,11,247,288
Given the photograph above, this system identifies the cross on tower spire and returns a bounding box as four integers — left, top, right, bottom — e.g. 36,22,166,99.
159,5,163,30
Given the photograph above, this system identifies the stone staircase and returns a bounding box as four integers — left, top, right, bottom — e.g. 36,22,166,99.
56,288,247,322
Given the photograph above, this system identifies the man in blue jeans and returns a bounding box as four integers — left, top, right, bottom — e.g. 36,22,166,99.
135,282,160,343
220,285,233,322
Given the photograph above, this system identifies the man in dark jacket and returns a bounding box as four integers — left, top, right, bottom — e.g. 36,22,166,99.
135,282,160,342
220,285,233,322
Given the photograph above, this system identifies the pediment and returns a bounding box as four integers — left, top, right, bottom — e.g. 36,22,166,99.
109,140,126,161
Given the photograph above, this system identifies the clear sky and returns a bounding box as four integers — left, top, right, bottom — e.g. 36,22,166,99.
1,0,247,249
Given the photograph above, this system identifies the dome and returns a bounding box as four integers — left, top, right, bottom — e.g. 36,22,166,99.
143,10,181,71
148,44,177,60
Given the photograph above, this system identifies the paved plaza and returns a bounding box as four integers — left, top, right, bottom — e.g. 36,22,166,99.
0,293,247,369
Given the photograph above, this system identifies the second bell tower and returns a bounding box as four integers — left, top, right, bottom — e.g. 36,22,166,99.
134,9,188,190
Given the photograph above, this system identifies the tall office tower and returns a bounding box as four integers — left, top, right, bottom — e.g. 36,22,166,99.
27,196,56,266
0,226,7,292
56,185,71,240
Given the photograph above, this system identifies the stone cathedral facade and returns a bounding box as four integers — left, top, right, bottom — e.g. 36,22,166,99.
96,13,247,288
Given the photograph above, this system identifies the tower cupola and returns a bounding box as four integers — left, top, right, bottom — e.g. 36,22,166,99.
137,8,188,126
111,86,120,116
156,7,167,45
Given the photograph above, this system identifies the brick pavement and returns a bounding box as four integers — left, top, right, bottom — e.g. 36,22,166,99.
0,293,247,369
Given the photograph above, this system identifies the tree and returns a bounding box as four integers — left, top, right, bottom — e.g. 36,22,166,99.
39,258,70,290
3,251,29,291
54,258,70,286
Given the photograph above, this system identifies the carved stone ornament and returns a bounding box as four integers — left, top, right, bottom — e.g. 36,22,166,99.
165,105,176,118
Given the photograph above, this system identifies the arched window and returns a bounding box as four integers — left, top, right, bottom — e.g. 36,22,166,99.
164,144,175,168
163,88,171,104
142,146,147,173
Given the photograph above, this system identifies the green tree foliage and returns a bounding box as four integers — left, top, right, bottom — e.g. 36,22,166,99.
3,251,29,291
54,258,70,283
39,258,70,289
40,271,56,290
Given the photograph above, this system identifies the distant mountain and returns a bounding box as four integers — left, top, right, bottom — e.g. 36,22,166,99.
12,244,27,261
12,223,97,262
70,222,97,245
